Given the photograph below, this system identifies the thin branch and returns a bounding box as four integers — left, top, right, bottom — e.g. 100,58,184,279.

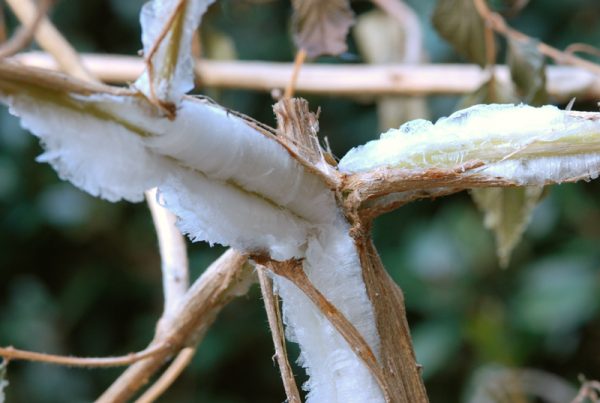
565,43,600,60
98,250,252,403
473,0,600,77
13,52,600,101
257,266,302,403
4,0,96,81
284,48,307,99
571,379,600,403
0,344,168,368
0,0,50,58
263,258,391,403
0,7,7,43
145,188,189,322
135,347,197,403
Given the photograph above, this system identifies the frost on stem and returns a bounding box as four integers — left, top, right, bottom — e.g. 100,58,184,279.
3,92,334,260
272,216,383,403
340,104,600,186
0,62,388,401
136,0,214,105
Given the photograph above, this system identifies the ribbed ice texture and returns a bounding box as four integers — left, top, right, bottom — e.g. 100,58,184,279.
158,169,310,261
340,104,600,184
274,215,384,403
3,91,333,259
136,0,214,103
8,93,170,202
91,95,337,223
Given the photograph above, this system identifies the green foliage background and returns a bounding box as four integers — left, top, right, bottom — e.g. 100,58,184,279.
0,0,599,402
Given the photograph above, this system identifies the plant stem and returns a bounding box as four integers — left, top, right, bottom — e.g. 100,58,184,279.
257,266,302,403
12,52,600,101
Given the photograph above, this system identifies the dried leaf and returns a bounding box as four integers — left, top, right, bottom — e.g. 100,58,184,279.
291,0,355,58
508,37,548,105
432,0,489,67
471,186,544,268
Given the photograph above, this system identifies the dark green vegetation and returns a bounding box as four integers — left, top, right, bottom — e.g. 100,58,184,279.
0,0,599,402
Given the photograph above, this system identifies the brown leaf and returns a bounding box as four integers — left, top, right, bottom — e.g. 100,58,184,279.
291,0,355,58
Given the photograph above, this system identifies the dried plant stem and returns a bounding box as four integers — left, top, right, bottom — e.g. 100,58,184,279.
354,236,428,403
571,379,600,403
565,43,600,59
257,266,301,403
0,0,50,58
4,0,95,81
284,48,307,99
13,52,600,101
135,347,197,403
473,0,600,77
98,250,252,403
145,188,189,321
264,259,391,402
0,344,168,368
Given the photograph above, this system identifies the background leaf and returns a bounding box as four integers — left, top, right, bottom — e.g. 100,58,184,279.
353,8,428,130
508,37,548,105
471,187,545,268
432,0,489,67
291,0,355,58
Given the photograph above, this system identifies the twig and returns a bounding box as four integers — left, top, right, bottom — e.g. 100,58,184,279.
565,43,600,60
0,0,50,58
13,52,600,101
98,250,252,403
571,378,600,403
263,258,391,402
145,188,189,322
135,347,197,403
0,7,7,43
0,344,168,368
472,0,600,77
284,48,307,99
4,0,96,81
257,266,302,403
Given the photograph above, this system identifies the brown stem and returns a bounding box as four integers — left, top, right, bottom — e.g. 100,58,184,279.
0,0,50,58
257,266,302,403
97,250,252,403
473,0,600,77
135,347,197,403
565,43,600,59
5,0,96,81
284,48,307,99
0,344,168,368
354,234,428,403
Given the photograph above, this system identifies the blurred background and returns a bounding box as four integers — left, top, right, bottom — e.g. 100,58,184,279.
0,0,599,402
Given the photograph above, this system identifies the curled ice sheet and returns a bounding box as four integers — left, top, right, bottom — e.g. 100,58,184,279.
340,104,600,185
7,93,169,202
1,88,335,259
